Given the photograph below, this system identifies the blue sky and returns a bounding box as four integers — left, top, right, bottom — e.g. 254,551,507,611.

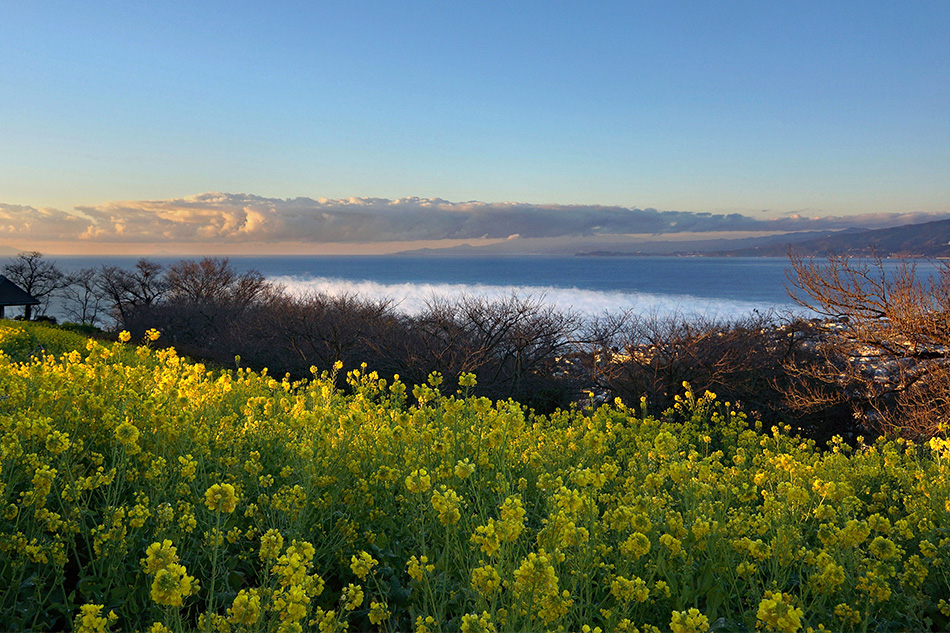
1,2,948,252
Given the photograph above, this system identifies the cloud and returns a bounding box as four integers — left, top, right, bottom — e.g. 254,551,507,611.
0,203,93,240
270,275,799,320
3,192,948,244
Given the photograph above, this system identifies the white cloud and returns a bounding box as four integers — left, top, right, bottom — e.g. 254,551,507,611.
0,203,92,240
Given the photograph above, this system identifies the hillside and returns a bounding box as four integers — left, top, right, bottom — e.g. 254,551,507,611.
719,218,950,258
397,230,841,257
396,220,950,258
2,322,950,631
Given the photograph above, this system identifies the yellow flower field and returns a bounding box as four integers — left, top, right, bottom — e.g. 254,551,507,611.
1,322,949,632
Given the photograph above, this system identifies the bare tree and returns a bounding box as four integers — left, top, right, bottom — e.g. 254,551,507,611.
61,268,104,326
786,253,950,436
165,258,266,307
251,290,399,376
150,258,271,349
401,294,582,407
2,251,68,319
97,259,167,329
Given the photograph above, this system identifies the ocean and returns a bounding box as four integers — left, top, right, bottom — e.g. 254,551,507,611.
52,255,807,321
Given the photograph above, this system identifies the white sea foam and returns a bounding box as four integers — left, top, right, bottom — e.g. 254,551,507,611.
268,275,798,320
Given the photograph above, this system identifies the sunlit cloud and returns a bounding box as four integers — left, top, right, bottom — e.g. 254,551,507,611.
2,192,948,246
0,203,92,240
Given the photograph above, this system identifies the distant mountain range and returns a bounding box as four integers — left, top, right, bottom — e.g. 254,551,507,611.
573,230,841,257
398,218,950,258
714,218,950,258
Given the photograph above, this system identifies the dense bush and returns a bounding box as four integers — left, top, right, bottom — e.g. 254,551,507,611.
2,323,950,632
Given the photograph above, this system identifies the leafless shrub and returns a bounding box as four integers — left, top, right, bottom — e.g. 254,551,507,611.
785,253,950,437
581,310,807,425
399,294,583,407
894,365,950,437
242,290,400,377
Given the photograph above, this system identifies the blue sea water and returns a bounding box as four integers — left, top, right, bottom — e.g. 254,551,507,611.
54,255,805,320
253,255,802,318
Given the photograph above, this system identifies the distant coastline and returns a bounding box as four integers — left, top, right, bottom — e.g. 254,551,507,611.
390,218,950,259
578,218,950,259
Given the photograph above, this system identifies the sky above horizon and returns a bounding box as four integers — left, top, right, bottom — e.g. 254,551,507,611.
2,2,948,254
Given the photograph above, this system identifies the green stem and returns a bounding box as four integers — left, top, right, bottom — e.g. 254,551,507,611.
205,510,223,633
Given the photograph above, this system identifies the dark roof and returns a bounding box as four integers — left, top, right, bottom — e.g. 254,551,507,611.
0,275,40,307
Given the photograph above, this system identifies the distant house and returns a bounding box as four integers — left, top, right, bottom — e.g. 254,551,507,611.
0,275,40,319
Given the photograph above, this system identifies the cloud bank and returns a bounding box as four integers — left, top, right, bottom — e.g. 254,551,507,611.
2,193,948,245
0,203,94,240
270,275,800,320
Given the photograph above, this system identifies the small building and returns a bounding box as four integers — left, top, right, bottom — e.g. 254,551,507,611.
0,275,40,319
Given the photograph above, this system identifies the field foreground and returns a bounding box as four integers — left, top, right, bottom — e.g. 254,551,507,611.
2,323,950,632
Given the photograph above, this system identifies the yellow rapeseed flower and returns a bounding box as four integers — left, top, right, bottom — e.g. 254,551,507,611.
431,485,462,525
142,539,178,574
271,540,316,586
350,550,378,580
178,454,198,481
460,611,496,633
228,589,262,626
45,430,70,455
341,583,364,611
811,552,845,593
369,601,390,625
204,483,238,513
834,603,861,625
455,458,476,479
74,604,118,633
471,521,502,557
150,563,199,607
405,469,432,493
659,533,683,556
756,591,803,633
512,550,562,621
114,421,139,446
312,608,340,633
610,575,649,603
471,563,502,595
868,535,898,560
458,372,477,388
497,495,526,542
272,584,309,631
407,555,434,582
619,532,651,559
670,608,710,633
